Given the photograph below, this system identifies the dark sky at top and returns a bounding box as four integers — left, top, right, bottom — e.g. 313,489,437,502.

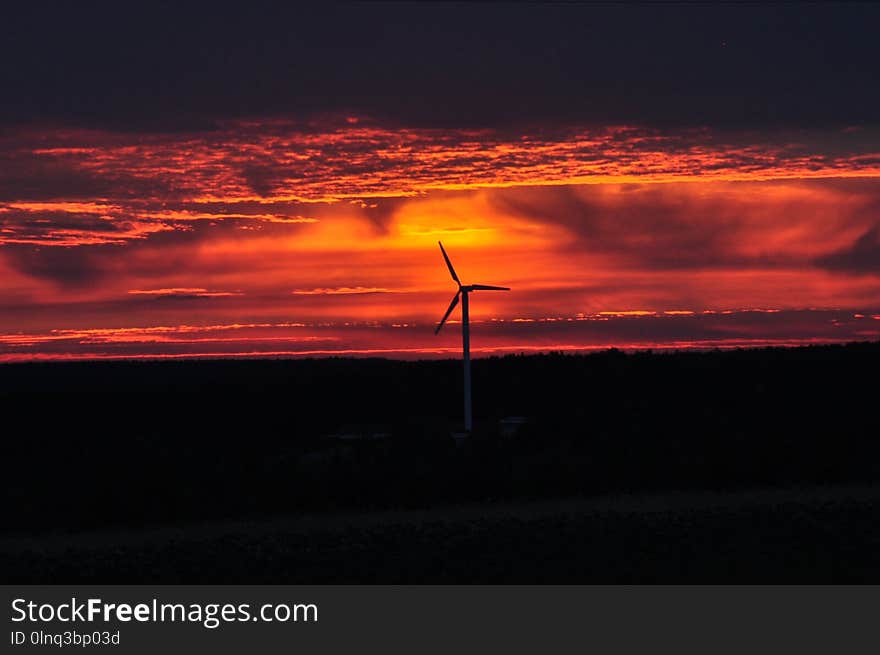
3,2,879,131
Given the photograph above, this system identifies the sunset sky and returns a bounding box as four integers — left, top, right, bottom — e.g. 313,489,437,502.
2,4,879,361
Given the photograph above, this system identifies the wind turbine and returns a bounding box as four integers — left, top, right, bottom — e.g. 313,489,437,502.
434,241,510,432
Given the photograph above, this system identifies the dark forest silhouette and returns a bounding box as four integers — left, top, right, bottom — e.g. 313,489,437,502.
2,341,878,535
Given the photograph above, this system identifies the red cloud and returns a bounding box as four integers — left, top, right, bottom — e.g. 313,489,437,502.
1,120,879,360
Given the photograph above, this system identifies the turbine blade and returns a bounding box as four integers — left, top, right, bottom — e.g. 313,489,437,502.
470,284,510,291
438,241,460,284
435,291,460,334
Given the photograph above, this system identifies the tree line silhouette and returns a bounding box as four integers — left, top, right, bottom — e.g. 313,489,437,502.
2,341,878,534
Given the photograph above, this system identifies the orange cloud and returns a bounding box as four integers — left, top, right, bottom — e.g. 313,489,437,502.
291,287,399,295
127,288,242,297
1,120,879,361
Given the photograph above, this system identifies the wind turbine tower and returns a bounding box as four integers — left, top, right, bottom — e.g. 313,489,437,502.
434,241,510,432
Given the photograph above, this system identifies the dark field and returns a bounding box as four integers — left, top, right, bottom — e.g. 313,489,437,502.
4,485,880,583
2,342,879,582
